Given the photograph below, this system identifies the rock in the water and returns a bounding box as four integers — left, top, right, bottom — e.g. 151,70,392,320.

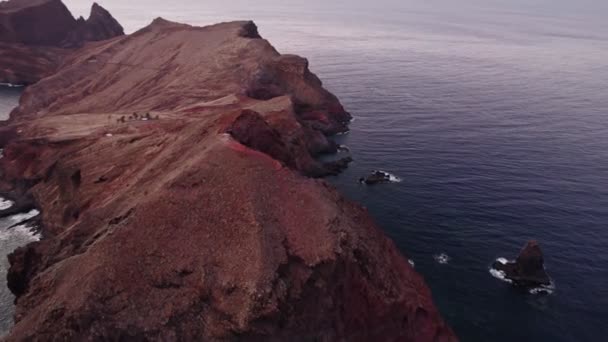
492,240,551,287
359,170,392,185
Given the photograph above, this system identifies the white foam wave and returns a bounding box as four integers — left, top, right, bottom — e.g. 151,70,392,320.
434,253,450,264
0,197,13,210
338,144,350,152
489,268,513,283
490,257,513,283
373,170,402,183
336,130,350,136
7,209,40,225
408,259,415,267
496,257,509,265
0,224,40,242
529,283,555,295
0,82,24,88
388,174,402,183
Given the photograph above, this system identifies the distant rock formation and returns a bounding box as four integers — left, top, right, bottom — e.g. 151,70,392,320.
0,0,123,46
0,0,124,84
62,2,125,48
492,240,552,287
0,4,457,341
0,0,78,46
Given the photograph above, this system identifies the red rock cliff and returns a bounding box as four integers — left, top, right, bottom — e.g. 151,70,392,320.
0,15,457,342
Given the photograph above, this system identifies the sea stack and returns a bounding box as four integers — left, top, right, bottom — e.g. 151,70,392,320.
492,240,552,287
0,1,456,340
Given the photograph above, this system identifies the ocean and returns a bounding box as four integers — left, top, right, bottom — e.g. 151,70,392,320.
2,0,608,339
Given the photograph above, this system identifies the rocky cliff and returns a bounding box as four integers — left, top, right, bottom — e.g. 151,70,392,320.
0,0,124,84
0,4,457,341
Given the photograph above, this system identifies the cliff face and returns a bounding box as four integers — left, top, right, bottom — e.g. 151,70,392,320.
62,2,125,48
0,42,68,84
0,0,77,46
0,0,124,84
0,0,123,47
1,14,456,342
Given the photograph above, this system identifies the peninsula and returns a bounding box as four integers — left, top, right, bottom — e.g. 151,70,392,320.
0,1,456,340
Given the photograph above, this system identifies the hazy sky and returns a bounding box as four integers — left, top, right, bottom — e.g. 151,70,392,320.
64,0,608,31
58,0,608,58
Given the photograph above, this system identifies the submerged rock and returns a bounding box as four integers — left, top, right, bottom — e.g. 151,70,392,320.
492,240,551,287
359,170,392,185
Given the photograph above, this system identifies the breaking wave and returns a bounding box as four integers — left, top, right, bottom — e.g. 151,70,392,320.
529,283,555,295
0,223,40,242
0,210,41,242
372,170,402,183
338,145,350,152
495,257,509,265
489,267,513,283
489,257,513,283
0,197,13,211
0,83,24,88
6,209,39,226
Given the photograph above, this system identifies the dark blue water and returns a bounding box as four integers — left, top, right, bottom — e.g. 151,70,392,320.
0,85,39,335
5,0,608,340
0,85,20,121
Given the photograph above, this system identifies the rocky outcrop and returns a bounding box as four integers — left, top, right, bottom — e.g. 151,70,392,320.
227,108,351,177
0,0,124,84
61,2,125,48
0,42,68,84
1,12,456,342
360,170,393,185
0,0,77,46
0,0,123,47
492,240,551,287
